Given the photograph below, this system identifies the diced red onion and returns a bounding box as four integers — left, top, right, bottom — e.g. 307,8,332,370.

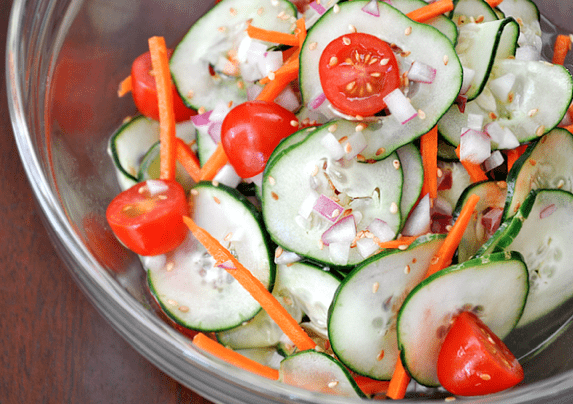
402,193,431,237
320,133,345,160
308,93,327,110
384,88,418,125
298,189,319,219
456,94,468,113
489,73,516,102
460,128,491,164
274,85,300,112
191,110,213,127
407,61,436,84
145,179,169,196
213,164,242,188
356,238,379,258
328,241,351,266
343,131,368,160
367,219,395,243
540,204,557,219
313,194,344,222
321,215,356,246
436,166,453,191
467,113,484,131
485,122,520,149
208,121,223,143
483,150,505,172
432,196,453,217
460,67,476,95
481,208,503,237
361,0,380,17
309,1,327,14
218,260,235,270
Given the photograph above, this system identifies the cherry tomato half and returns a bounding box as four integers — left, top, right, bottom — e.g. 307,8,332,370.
106,180,189,256
318,33,401,117
437,311,524,396
221,101,298,178
131,50,196,122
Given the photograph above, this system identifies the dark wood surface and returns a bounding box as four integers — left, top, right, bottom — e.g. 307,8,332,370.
0,2,212,403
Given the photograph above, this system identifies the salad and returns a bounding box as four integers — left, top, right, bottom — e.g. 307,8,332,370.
105,0,573,399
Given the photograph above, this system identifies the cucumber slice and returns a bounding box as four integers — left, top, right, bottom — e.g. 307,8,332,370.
396,143,423,226
438,59,573,147
390,0,458,44
262,122,404,268
454,180,507,262
279,351,367,398
451,0,499,24
195,124,218,166
147,182,274,332
108,116,196,190
299,0,462,153
171,0,296,111
137,141,195,191
479,189,573,328
436,160,472,209
504,128,573,220
397,251,529,386
328,234,445,380
496,0,541,50
236,347,284,369
455,18,519,100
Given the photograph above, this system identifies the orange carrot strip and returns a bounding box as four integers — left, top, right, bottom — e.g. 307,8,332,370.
564,123,573,134
485,0,504,8
175,138,201,183
149,36,177,181
193,333,280,380
505,144,528,172
455,146,488,183
406,0,454,23
295,18,307,48
199,142,228,181
374,236,419,250
246,24,299,47
420,126,439,200
117,75,132,97
387,356,411,400
256,67,299,102
183,217,317,352
354,376,390,396
425,193,480,277
259,56,300,85
552,34,572,65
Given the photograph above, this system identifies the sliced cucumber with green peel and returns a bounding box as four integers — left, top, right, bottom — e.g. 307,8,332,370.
437,160,472,209
195,124,218,166
496,0,541,50
262,122,404,268
328,234,445,380
299,0,462,155
397,251,528,386
439,59,573,147
279,351,366,398
451,0,499,24
397,143,423,227
147,182,274,332
138,141,195,191
171,0,297,111
504,128,573,220
454,180,507,262
455,18,519,100
391,0,458,44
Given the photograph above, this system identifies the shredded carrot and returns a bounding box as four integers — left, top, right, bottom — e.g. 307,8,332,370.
175,138,202,183
199,142,229,181
295,18,307,48
375,236,419,250
193,333,280,380
148,36,177,181
505,144,528,172
246,24,299,47
386,356,411,400
485,0,504,8
256,66,299,102
425,193,480,277
455,146,488,183
117,75,132,97
183,217,317,352
420,126,439,200
406,0,454,23
353,376,390,396
552,34,572,65
564,123,573,135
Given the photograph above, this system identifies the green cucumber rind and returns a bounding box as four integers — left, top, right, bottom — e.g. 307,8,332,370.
450,0,499,21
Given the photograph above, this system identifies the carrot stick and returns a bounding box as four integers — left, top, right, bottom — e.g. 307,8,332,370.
193,333,280,380
256,67,299,102
175,138,201,183
505,144,528,172
295,18,307,48
564,123,573,135
183,217,317,352
420,126,439,200
455,146,488,183
246,24,299,47
374,236,419,250
386,356,410,400
552,34,572,65
485,0,504,8
148,36,177,181
353,376,390,396
117,75,132,97
406,0,454,23
199,142,228,181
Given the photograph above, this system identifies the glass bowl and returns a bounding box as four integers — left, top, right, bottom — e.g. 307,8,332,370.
6,0,573,402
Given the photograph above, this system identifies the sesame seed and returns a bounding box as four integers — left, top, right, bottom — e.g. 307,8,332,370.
356,123,366,132
443,55,449,65
191,189,199,196
476,15,485,23
543,61,553,67
329,56,338,66
393,159,401,170
271,192,279,200
446,225,453,231
271,0,279,5
390,202,399,214
418,109,426,120
309,41,318,50
355,115,364,121
167,299,178,306
370,72,381,77
212,180,220,187
217,26,226,33
377,349,385,361
558,179,565,189
480,373,491,381
401,51,411,57
528,108,539,117
431,255,440,265
348,24,357,33
331,209,340,218
346,81,356,91
342,36,351,45
165,262,175,272
405,26,412,36
328,381,339,388
398,244,408,250
257,7,264,15
489,112,498,120
198,107,206,114
536,125,545,137
497,181,507,189
228,101,234,108
445,397,456,402
380,58,389,66
376,147,386,156
333,4,340,13
318,239,324,250
158,194,168,200
268,71,276,81
122,205,133,212
229,7,237,15
275,246,284,258
187,90,194,99
529,159,537,166
469,16,476,23
138,185,147,194
372,282,380,293
290,119,299,127
276,10,285,19
178,306,190,313
404,265,411,274
237,81,245,89
268,176,276,186
224,232,233,242
213,196,221,204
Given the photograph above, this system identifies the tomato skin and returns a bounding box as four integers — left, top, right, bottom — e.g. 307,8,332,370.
106,180,189,256
437,311,524,396
131,50,196,122
221,101,298,178
318,33,401,117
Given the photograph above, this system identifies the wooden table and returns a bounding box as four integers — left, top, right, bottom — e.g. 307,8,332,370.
0,2,212,403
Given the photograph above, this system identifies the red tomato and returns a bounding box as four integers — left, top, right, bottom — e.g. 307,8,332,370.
131,50,196,122
437,311,524,396
106,180,189,256
221,101,298,178
318,33,401,117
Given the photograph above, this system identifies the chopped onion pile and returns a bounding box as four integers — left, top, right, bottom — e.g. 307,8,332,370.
321,215,356,246
459,128,491,164
485,122,520,149
361,0,380,17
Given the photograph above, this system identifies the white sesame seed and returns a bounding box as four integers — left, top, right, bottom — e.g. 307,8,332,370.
480,373,491,381
393,159,401,170
213,196,221,204
342,36,351,45
528,108,539,117
229,7,237,15
380,58,389,66
418,109,426,120
329,56,338,66
558,179,565,189
178,306,190,313
404,265,411,274
328,381,339,388
390,202,399,214
290,119,299,127
328,124,338,133
309,42,318,50
333,4,340,13
443,55,449,65
167,299,178,306
268,71,276,81
275,246,284,258
212,180,220,187
348,24,357,33
355,123,366,132
191,189,199,196
372,282,380,293
268,176,276,186
445,397,456,402
257,7,264,15
405,26,412,36
536,125,545,137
